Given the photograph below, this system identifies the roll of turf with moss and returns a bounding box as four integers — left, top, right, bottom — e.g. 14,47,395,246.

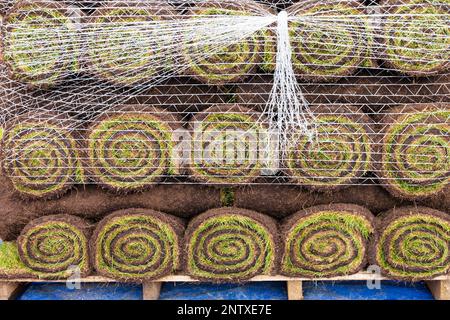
1,112,81,199
371,206,450,280
189,104,269,184
91,208,184,282
280,204,375,278
287,0,369,82
85,1,174,86
182,1,274,85
85,106,181,192
285,105,374,190
2,0,81,87
377,104,449,200
185,207,278,282
17,214,92,279
379,0,450,76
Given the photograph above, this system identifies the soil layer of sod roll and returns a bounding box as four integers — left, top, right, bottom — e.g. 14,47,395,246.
0,175,221,241
376,103,449,200
281,203,375,277
188,104,269,185
185,207,279,282
181,0,274,85
84,105,182,193
1,0,82,87
91,208,184,282
0,111,82,200
370,206,450,280
285,104,374,190
17,214,92,279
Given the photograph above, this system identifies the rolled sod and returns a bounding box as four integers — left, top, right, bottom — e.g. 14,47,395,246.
0,241,30,279
85,106,182,192
379,0,450,76
2,0,82,87
0,175,221,241
285,105,374,190
85,1,175,86
281,203,375,277
185,207,279,282
17,214,92,279
188,104,269,184
1,112,82,200
287,0,369,82
91,208,184,282
376,103,449,200
371,206,450,280
181,1,274,85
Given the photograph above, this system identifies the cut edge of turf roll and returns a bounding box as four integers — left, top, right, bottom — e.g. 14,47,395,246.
188,104,270,185
185,207,279,282
0,241,31,279
376,103,450,201
17,214,92,279
280,203,375,278
370,206,450,280
285,104,374,191
90,208,185,282
84,105,182,193
0,111,81,200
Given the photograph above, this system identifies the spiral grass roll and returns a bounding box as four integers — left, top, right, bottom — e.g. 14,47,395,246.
285,105,373,190
379,0,450,76
91,208,184,282
85,106,181,192
1,112,81,199
371,206,450,280
17,215,92,279
185,208,278,282
181,1,273,85
2,0,81,87
86,2,174,86
189,104,269,184
287,0,368,82
377,104,449,200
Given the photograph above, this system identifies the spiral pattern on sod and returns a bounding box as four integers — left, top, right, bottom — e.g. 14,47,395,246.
286,105,373,190
189,104,267,184
91,208,184,281
378,104,449,200
281,204,375,278
17,215,92,279
2,0,80,87
1,113,80,199
182,2,271,85
287,0,368,81
380,0,450,76
85,106,180,192
86,2,174,85
373,206,450,280
185,208,278,282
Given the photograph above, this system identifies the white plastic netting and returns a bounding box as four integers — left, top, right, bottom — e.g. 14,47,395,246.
0,0,448,202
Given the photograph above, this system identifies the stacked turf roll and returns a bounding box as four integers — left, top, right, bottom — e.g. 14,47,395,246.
17,214,92,279
1,0,82,87
376,103,449,200
280,204,375,277
85,1,174,86
91,208,184,282
287,0,369,81
379,0,450,76
188,104,269,184
185,207,278,282
85,106,181,192
371,206,450,280
181,0,274,85
1,112,81,199
285,105,374,190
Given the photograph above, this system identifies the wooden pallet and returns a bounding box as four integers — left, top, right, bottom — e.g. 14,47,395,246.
1,273,449,300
